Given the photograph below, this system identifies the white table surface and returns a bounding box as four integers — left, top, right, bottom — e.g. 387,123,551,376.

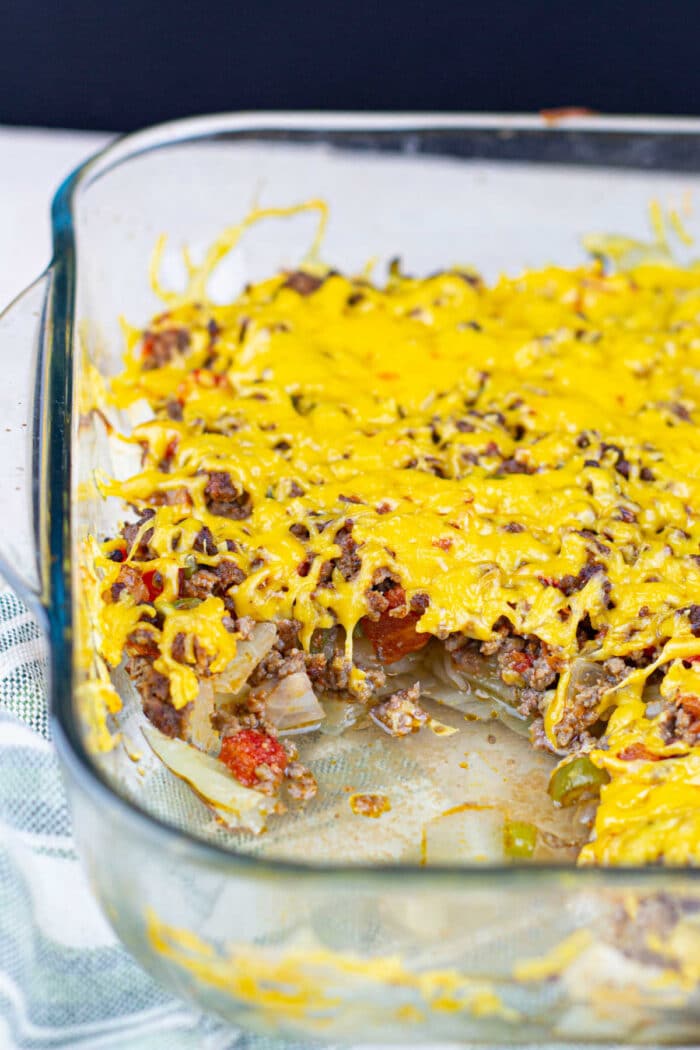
0,125,112,307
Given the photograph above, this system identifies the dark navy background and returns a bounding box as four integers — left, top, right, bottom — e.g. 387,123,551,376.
3,1,697,131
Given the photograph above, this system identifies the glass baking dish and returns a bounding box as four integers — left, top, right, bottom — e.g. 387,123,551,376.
2,113,700,1044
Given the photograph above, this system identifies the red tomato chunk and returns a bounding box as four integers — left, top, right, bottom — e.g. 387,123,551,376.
219,729,288,789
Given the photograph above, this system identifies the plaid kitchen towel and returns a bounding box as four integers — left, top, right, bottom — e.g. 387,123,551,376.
0,586,325,1050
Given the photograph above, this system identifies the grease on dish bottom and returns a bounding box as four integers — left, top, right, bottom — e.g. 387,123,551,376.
121,691,587,864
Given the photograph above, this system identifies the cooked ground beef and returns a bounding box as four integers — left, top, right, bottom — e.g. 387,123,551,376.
204,471,253,519
554,656,629,750
529,717,556,754
125,628,159,660
249,648,306,685
541,560,605,598
215,559,246,590
660,694,700,746
370,683,427,736
141,327,190,370
447,625,636,752
335,523,361,581
317,521,361,587
518,688,547,718
212,692,277,740
165,398,184,421
496,457,535,476
410,592,430,615
284,761,318,801
177,559,245,601
496,637,559,691
121,509,156,560
110,564,149,604
170,633,187,664
193,525,217,555
180,568,220,600
125,653,185,737
289,522,311,541
169,633,213,673
283,271,325,295
305,651,385,698
364,568,402,618
149,486,192,509
274,618,302,650
143,697,185,737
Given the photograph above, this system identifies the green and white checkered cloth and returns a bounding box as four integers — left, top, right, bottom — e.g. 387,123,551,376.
0,586,322,1050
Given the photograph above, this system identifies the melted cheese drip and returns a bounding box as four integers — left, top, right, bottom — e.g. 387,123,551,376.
98,210,700,864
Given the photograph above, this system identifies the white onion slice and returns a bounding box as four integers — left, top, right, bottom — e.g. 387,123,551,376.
262,671,325,735
425,647,530,734
211,622,277,695
566,658,605,700
142,725,277,834
318,697,367,736
184,679,219,752
424,806,505,865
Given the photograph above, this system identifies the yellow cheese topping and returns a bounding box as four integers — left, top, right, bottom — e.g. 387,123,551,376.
97,204,700,864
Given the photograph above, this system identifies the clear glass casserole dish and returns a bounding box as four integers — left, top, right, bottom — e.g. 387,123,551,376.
2,112,700,1044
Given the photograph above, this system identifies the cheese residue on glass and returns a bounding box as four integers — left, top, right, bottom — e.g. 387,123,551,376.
97,201,700,865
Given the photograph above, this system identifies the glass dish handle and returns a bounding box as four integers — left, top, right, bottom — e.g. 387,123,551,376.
0,270,53,621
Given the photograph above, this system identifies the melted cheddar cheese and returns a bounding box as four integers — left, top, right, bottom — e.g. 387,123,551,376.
97,205,700,864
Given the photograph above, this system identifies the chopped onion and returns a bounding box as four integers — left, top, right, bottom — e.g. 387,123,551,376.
318,697,367,736
567,658,605,699
184,679,219,752
438,649,472,692
424,806,505,865
262,671,325,734
211,622,277,695
142,724,277,834
424,647,530,733
454,653,518,707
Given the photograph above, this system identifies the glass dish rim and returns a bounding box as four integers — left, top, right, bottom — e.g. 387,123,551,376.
48,111,700,884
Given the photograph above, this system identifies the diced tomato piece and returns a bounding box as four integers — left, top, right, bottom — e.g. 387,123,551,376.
219,729,288,789
509,651,533,674
432,536,453,551
362,609,430,664
141,333,157,359
679,694,700,719
384,585,407,611
618,743,660,762
163,436,179,462
141,569,164,602
361,586,430,665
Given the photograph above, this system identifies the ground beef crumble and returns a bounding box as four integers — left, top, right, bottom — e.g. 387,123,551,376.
203,471,253,519
554,656,630,750
660,693,700,746
141,327,190,370
121,509,157,560
124,652,185,737
110,564,149,604
284,761,318,801
370,683,427,736
283,271,325,296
